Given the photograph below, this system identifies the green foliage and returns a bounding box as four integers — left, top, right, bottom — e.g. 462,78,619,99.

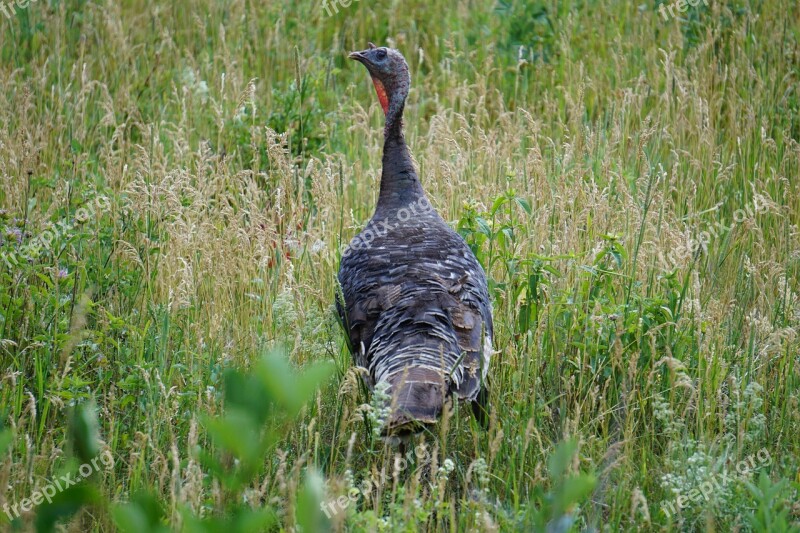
183,349,332,530
112,492,172,533
200,349,334,491
522,440,597,532
1,0,798,531
34,403,105,533
744,473,800,533
495,0,558,63
35,485,103,533
68,403,101,466
265,59,331,160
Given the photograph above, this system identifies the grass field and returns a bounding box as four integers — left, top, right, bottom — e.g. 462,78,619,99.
1,0,799,531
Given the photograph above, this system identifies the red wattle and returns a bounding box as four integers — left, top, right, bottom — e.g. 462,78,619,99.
371,77,389,115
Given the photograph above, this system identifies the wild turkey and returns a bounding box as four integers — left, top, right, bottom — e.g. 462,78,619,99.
338,43,494,439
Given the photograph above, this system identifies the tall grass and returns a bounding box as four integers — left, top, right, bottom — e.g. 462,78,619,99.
1,0,798,531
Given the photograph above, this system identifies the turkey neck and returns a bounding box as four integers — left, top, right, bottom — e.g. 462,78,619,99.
377,89,424,212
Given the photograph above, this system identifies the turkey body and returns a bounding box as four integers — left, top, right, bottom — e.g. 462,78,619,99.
338,44,493,436
337,167,494,435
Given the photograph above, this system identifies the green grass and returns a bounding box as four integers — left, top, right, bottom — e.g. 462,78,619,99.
1,0,799,531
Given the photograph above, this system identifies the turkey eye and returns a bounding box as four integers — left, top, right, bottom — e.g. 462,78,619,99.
376,48,387,60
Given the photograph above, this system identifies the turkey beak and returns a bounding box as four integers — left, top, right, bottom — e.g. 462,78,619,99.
348,50,368,64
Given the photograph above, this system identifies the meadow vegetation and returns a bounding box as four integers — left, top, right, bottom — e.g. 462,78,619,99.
0,0,799,531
